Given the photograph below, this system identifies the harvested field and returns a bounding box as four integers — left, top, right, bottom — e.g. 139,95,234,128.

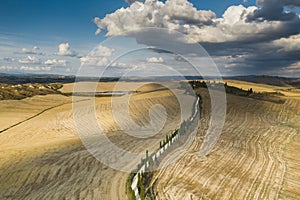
59,81,169,94
224,79,300,98
0,82,191,199
1,80,299,200
152,87,300,200
0,94,70,132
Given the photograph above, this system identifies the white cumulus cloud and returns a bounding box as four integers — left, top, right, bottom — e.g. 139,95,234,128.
92,0,300,76
184,5,300,43
20,66,51,71
285,61,300,74
57,43,77,57
44,59,67,66
19,56,41,64
80,45,115,66
94,0,216,37
111,62,127,67
17,46,43,55
146,57,164,63
0,66,18,70
94,1,300,43
273,34,300,51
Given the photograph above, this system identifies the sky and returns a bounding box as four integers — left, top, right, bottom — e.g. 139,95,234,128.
0,0,299,77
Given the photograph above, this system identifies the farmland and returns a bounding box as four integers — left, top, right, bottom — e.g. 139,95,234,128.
152,86,300,199
0,80,299,200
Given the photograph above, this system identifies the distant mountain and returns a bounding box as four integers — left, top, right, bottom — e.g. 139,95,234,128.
229,75,300,87
0,73,119,84
0,73,76,84
1,73,299,87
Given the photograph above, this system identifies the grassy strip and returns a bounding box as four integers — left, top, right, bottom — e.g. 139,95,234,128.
126,172,136,200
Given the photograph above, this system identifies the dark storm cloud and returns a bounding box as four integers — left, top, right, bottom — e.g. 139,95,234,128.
203,40,300,75
248,0,300,21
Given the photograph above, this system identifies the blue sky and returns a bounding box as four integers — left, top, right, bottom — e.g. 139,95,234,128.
0,0,255,46
0,0,299,77
0,1,123,47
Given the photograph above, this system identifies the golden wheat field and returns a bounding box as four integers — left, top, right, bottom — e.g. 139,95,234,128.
0,81,299,200
0,81,192,200
152,87,300,200
223,80,300,98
